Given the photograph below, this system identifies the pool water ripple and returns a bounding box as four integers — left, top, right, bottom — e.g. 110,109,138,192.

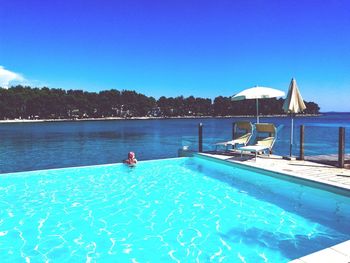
0,157,349,262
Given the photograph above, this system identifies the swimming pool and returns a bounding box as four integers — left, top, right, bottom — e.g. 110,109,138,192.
0,157,349,262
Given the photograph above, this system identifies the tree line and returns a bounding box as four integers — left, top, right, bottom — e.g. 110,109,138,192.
0,85,320,119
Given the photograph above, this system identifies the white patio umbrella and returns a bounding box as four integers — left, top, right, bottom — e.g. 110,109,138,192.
282,78,306,158
232,86,285,123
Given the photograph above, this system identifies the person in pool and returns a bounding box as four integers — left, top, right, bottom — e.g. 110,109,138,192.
124,151,137,165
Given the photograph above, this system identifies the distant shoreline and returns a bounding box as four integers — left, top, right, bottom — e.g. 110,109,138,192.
0,114,322,124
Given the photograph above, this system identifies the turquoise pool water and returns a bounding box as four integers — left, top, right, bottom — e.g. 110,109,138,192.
0,157,349,262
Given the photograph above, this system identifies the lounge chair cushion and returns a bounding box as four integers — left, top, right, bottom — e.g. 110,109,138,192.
256,137,274,148
238,145,269,153
215,133,252,146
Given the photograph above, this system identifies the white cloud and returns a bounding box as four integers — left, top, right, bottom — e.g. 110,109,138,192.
0,66,25,89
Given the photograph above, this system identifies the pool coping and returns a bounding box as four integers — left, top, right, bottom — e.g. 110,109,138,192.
188,152,350,194
0,156,187,176
190,152,350,263
194,153,350,196
288,240,350,263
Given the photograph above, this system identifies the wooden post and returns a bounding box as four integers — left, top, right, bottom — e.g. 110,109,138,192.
198,123,203,153
231,122,236,150
232,122,235,140
338,127,345,168
300,125,304,160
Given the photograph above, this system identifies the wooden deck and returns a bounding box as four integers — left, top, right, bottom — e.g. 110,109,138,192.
305,154,350,169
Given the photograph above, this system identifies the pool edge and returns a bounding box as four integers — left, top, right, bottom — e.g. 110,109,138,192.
0,156,188,176
194,153,350,197
288,240,350,263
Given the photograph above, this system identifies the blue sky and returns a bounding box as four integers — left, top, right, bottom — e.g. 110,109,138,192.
0,0,349,111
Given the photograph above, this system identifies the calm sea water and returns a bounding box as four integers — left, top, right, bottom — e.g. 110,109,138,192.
0,113,349,173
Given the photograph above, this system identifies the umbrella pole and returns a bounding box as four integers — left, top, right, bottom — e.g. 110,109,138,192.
290,115,294,157
256,98,259,123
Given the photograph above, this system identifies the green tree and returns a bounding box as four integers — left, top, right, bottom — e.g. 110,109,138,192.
0,86,320,119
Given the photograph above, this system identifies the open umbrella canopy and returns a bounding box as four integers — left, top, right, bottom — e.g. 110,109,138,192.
232,86,285,123
282,78,306,114
232,86,285,101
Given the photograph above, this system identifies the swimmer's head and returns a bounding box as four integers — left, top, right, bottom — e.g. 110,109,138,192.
128,152,135,159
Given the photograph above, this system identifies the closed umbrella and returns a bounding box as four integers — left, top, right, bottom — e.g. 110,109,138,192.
232,86,285,123
282,78,306,158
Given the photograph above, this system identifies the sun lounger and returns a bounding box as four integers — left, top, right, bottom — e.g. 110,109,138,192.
238,123,276,160
215,121,253,151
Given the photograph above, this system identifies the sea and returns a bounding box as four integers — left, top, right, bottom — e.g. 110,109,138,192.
0,113,349,173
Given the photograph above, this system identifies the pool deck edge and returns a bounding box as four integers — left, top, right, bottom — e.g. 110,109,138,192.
288,240,350,263
196,152,350,192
